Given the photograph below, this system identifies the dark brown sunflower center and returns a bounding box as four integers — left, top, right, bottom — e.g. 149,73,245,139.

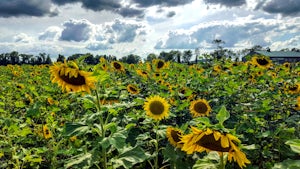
113,62,122,69
157,61,164,69
59,71,86,86
194,102,208,114
289,85,298,91
196,134,230,152
149,101,164,115
256,58,269,66
170,130,181,143
129,86,137,92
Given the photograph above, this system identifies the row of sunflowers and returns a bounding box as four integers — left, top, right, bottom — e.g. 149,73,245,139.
0,55,299,169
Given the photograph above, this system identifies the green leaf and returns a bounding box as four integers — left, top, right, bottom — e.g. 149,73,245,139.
216,105,230,125
112,146,150,169
64,122,89,136
64,153,92,169
109,130,128,151
272,159,300,169
286,139,300,154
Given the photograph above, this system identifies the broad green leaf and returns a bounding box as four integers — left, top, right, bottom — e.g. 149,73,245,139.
109,130,127,151
112,146,150,169
64,122,89,136
64,153,92,169
286,139,300,154
216,105,230,125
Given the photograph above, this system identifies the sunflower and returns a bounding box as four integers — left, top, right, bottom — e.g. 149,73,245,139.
181,127,250,168
50,61,96,93
100,63,108,71
154,59,166,70
111,61,125,72
287,83,300,94
251,56,272,69
99,57,106,63
144,95,170,121
282,62,290,70
294,96,300,111
166,127,184,148
127,84,139,95
189,99,211,117
43,125,52,139
136,69,148,79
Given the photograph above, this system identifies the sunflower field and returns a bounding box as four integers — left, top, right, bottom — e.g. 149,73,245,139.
0,55,300,169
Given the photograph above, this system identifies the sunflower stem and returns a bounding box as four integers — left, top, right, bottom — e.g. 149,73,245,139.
154,121,160,169
220,152,225,169
94,88,107,169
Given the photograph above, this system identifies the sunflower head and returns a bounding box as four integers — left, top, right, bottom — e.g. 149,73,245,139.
144,95,170,121
127,84,140,95
111,61,125,72
166,127,184,148
251,56,272,69
181,127,250,168
43,125,52,139
189,99,211,117
50,61,96,93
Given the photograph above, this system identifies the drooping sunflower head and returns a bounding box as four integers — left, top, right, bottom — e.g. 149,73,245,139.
144,95,170,121
166,127,184,148
111,61,125,72
43,125,52,139
127,84,140,95
50,61,96,93
189,99,211,117
251,56,272,69
181,127,250,168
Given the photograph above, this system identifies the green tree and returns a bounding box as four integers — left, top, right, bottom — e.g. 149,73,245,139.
183,50,193,64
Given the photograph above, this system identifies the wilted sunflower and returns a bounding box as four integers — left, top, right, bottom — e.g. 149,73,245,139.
43,125,52,139
251,56,272,69
189,99,211,117
127,84,139,95
166,127,184,148
50,61,96,93
111,61,125,72
181,126,250,168
144,95,170,121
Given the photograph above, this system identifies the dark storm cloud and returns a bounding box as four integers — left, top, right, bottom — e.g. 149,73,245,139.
203,0,246,7
131,0,194,7
60,19,93,42
0,0,58,17
117,7,145,18
52,0,144,18
258,0,300,16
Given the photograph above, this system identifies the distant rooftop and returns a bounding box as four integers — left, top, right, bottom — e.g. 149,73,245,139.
253,50,300,58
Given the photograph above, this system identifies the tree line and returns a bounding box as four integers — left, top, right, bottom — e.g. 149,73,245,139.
1,40,299,66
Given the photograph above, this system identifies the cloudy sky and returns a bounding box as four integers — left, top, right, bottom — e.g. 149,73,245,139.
0,0,299,59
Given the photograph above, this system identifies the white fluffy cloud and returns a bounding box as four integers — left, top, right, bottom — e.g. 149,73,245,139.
39,26,62,41
154,17,288,49
13,33,34,43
